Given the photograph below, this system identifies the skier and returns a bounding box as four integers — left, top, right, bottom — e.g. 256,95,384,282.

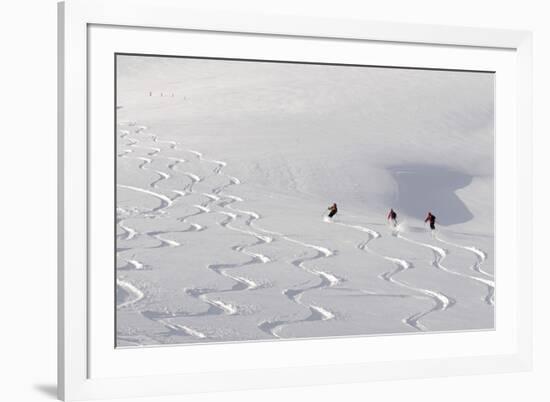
387,208,398,227
327,203,338,219
424,212,436,231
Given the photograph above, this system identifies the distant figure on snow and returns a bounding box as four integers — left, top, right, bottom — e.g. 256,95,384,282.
327,203,338,219
387,208,397,227
425,212,436,231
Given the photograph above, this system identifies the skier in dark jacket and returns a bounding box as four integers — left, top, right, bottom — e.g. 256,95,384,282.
387,208,397,227
327,203,338,219
425,212,436,230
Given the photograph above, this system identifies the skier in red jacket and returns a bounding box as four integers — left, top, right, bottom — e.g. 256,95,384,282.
425,212,436,231
387,208,397,227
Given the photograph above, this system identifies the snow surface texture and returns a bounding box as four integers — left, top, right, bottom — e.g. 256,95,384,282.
115,55,494,347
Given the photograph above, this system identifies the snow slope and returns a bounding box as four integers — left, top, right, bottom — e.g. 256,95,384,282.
115,55,494,346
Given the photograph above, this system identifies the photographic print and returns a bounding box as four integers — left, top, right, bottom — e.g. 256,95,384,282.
115,54,494,347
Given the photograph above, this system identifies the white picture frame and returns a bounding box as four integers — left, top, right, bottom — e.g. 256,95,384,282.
58,0,533,400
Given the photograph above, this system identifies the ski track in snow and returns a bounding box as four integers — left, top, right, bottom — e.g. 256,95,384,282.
398,232,495,306
117,278,145,309
126,259,145,270
434,234,493,278
434,234,494,305
155,319,208,342
116,184,173,214
117,216,137,241
328,220,454,331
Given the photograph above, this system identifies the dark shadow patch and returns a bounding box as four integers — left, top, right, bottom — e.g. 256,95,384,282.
388,164,473,225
